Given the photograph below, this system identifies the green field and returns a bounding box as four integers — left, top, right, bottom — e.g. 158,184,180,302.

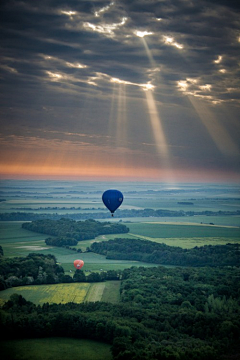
128,222,240,238
0,338,112,360
0,281,121,306
126,221,240,248
1,220,239,264
0,180,239,360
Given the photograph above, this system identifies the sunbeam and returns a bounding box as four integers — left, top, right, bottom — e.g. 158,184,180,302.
144,89,174,181
144,90,168,157
108,82,118,143
108,79,129,173
108,81,127,147
189,97,239,157
135,32,174,179
140,36,155,68
116,83,127,148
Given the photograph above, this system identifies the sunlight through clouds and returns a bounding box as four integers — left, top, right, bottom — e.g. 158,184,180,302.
0,0,239,182
214,55,223,64
163,36,184,49
46,71,63,80
94,2,115,17
60,10,77,17
134,31,173,177
144,90,169,158
177,78,222,104
139,36,155,68
83,17,128,38
189,97,240,157
134,30,153,38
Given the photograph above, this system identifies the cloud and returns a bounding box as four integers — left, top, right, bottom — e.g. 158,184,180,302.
0,0,239,181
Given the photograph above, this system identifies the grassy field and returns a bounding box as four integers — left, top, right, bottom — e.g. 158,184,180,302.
0,221,159,271
1,220,240,264
0,338,112,360
0,281,121,306
128,222,240,238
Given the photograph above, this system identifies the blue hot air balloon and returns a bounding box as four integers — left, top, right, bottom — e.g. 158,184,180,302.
102,189,124,216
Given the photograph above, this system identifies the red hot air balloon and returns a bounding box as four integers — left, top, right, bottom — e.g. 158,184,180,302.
74,259,84,270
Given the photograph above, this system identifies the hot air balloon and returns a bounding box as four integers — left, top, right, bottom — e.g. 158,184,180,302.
74,259,84,270
102,189,124,216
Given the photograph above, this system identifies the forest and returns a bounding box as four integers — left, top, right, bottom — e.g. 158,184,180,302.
90,238,240,267
22,218,129,242
0,265,240,359
1,210,240,359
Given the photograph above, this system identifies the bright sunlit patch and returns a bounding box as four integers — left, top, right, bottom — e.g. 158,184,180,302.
141,83,155,91
42,55,87,70
83,17,127,38
174,43,184,49
186,78,198,84
177,80,188,91
110,77,131,85
164,36,173,44
46,71,62,80
61,10,77,16
214,55,222,64
88,73,155,92
199,84,212,91
111,76,155,91
134,30,153,38
94,2,114,17
43,55,52,60
163,36,183,49
177,78,222,104
66,61,87,69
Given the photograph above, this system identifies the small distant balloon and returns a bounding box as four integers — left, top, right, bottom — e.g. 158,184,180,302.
74,259,84,270
102,189,124,216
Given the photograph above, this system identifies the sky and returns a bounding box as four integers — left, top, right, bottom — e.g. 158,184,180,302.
0,0,240,183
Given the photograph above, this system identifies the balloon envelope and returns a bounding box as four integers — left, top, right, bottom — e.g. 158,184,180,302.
102,189,124,215
74,259,84,270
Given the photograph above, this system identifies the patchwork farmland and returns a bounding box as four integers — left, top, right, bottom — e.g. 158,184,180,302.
0,281,121,306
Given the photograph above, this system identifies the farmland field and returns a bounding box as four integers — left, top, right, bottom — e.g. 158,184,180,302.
127,222,240,248
0,180,239,360
0,338,112,360
0,180,239,266
128,222,240,238
0,281,121,306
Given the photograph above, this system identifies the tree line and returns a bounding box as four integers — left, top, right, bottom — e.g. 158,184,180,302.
90,238,240,267
0,253,121,290
0,208,239,221
1,265,240,359
22,218,129,245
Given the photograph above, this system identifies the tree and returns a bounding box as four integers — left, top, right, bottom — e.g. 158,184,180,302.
87,272,101,282
73,270,86,282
